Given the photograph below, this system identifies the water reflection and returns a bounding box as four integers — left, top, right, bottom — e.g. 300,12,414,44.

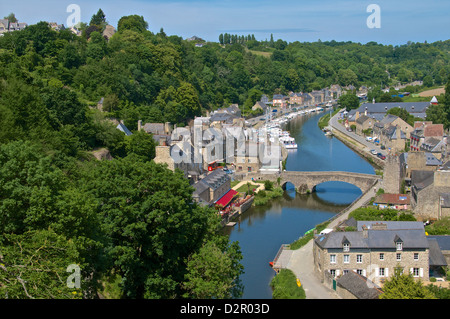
226,113,375,299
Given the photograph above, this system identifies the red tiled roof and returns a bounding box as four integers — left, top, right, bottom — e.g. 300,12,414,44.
424,124,444,137
374,193,410,205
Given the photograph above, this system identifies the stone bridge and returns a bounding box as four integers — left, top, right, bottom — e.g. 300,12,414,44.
247,171,380,194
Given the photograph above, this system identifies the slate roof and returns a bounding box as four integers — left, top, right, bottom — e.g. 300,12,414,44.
411,170,435,190
368,229,429,249
356,115,372,125
199,168,229,191
337,271,383,299
315,229,428,250
427,235,450,251
383,125,406,140
355,102,430,116
210,112,238,124
143,123,165,135
428,238,448,266
116,123,133,136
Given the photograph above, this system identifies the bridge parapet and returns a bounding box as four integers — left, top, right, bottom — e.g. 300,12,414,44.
245,171,379,194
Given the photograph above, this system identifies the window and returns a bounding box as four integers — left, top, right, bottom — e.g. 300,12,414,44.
379,253,384,261
413,268,420,277
396,242,403,251
379,268,385,277
414,253,419,261
396,253,401,261
343,243,350,252
356,254,363,263
330,269,336,278
356,269,363,275
344,255,350,264
343,269,349,275
330,254,336,264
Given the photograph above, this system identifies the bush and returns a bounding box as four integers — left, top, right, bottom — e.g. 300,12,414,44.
270,269,306,299
264,180,274,191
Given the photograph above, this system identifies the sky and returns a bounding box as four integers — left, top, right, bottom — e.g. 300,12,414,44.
1,0,449,45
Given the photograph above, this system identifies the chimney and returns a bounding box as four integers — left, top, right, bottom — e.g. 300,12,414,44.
362,225,369,238
373,98,375,104
138,120,142,132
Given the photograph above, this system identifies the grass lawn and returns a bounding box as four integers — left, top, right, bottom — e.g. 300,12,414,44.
270,269,306,299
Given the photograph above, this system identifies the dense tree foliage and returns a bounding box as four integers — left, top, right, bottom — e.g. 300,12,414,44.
379,269,436,299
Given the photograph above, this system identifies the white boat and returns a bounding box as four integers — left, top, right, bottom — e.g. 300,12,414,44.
283,140,298,149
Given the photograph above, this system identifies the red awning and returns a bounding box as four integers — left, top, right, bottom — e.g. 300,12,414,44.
215,189,238,207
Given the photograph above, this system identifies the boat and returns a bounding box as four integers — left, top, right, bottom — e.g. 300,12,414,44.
283,140,298,149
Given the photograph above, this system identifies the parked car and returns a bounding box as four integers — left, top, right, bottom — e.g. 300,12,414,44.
366,137,373,142
377,153,386,160
370,150,377,155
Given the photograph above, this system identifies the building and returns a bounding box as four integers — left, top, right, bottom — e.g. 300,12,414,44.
313,221,432,284
252,101,268,113
355,115,374,136
410,122,446,158
373,114,413,140
411,169,450,220
272,94,287,108
192,168,233,207
400,151,442,180
348,102,430,123
0,19,27,35
116,122,133,136
373,193,411,210
379,125,408,155
335,271,383,299
289,93,303,106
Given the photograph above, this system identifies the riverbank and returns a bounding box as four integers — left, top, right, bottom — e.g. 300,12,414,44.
324,109,385,170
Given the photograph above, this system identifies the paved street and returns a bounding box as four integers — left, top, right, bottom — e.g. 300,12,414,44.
329,109,388,157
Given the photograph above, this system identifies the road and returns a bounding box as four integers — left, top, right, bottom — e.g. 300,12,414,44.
329,109,388,158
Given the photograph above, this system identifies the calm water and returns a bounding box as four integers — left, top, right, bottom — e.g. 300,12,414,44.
224,112,375,299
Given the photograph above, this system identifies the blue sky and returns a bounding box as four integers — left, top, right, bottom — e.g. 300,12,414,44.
1,0,449,45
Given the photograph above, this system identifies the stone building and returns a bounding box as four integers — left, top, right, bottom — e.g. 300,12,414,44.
313,221,431,284
355,115,374,136
410,122,445,156
335,271,383,299
411,169,450,220
192,168,231,206
383,155,406,194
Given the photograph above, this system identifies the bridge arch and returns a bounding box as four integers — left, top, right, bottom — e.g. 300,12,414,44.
279,171,379,195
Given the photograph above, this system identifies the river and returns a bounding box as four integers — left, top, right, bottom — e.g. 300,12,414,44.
223,112,376,299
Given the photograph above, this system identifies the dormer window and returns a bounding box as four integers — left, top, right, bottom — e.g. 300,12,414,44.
394,235,403,251
342,236,350,252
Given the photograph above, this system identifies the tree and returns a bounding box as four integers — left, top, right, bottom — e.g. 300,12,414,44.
338,69,358,87
183,241,244,299
423,75,433,87
338,93,360,111
124,130,157,161
379,268,436,299
118,15,148,33
4,13,18,23
89,9,106,28
82,157,218,298
0,229,82,299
